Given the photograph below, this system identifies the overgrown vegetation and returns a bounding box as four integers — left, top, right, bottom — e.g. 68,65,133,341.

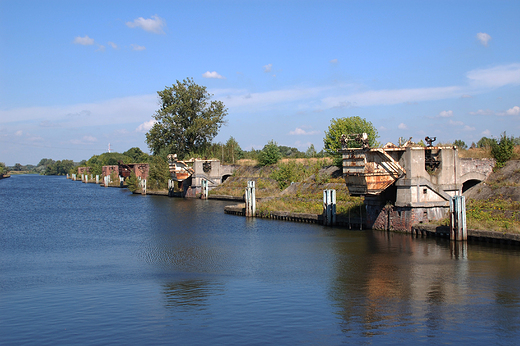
257,140,282,166
466,197,520,233
256,184,365,217
269,159,333,189
491,132,515,168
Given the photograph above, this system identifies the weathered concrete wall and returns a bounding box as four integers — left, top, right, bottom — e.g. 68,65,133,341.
102,165,118,177
131,163,149,180
191,160,236,190
78,167,91,175
460,158,495,182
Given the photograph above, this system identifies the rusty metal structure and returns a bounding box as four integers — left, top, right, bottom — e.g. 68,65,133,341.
167,154,195,182
340,134,495,231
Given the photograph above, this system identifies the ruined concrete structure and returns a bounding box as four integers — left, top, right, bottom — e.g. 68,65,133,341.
101,163,149,180
77,167,92,175
341,143,495,232
183,159,235,197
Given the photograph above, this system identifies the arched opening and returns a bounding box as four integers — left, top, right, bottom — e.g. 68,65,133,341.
221,174,232,184
462,179,481,194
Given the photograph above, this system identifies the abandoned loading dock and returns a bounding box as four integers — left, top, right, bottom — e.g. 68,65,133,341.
340,139,494,232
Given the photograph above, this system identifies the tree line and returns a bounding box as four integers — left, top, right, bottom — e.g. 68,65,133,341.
5,78,518,179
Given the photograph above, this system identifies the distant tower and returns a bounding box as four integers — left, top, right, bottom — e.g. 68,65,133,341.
108,143,112,153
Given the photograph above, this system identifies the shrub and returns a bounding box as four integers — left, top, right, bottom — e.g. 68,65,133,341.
258,140,282,166
126,172,139,193
491,132,515,168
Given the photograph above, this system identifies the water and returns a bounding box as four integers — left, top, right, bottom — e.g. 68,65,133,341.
1,175,520,345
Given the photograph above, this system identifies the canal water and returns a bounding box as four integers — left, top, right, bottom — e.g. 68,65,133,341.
1,175,520,345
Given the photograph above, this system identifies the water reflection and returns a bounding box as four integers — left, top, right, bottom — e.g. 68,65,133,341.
162,279,224,312
329,229,520,339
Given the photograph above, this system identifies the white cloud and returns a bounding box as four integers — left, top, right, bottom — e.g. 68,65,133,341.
136,119,156,133
398,123,408,130
83,135,97,142
501,106,520,116
70,135,98,145
202,71,225,79
263,64,272,73
73,35,94,45
0,94,158,128
476,32,491,46
15,130,23,136
96,45,106,52
108,42,118,49
449,119,463,126
463,125,476,131
482,129,491,136
466,64,520,88
469,109,494,116
126,15,165,34
289,127,319,135
322,86,462,108
330,59,338,63
438,110,453,118
131,44,146,51
460,94,473,98
212,86,333,112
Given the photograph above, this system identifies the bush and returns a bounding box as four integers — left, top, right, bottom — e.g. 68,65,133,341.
148,155,170,190
491,132,515,168
126,172,139,193
258,140,282,166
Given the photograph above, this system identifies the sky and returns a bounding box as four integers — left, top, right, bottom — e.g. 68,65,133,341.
1,0,519,166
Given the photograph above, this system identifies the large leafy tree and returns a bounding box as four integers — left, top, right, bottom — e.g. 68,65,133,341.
323,116,379,165
146,78,228,159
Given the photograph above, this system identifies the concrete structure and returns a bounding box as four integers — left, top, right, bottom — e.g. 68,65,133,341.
341,143,495,232
102,165,119,178
77,167,92,175
182,159,236,198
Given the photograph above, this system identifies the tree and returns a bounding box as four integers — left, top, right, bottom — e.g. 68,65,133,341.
477,136,495,148
305,144,317,158
257,140,282,166
453,140,467,150
148,155,170,190
323,116,379,165
491,132,515,168
123,147,150,163
224,136,243,164
146,78,228,159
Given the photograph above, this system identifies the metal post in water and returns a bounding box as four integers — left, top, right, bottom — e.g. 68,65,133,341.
245,181,256,217
323,189,336,226
201,179,208,199
450,195,467,241
96,175,99,184
143,179,147,195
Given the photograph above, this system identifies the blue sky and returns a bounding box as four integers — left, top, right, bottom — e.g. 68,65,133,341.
1,0,519,165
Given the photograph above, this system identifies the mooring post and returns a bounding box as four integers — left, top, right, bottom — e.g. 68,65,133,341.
143,179,147,195
450,195,467,241
96,175,99,184
323,189,336,226
245,180,256,217
168,179,173,197
201,179,208,199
